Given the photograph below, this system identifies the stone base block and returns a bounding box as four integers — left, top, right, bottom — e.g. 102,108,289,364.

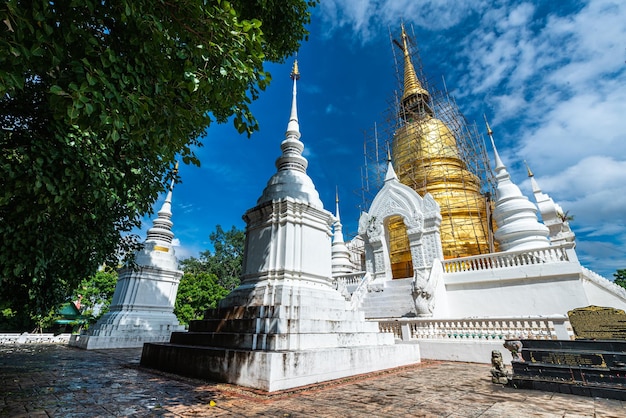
69,309,185,350
69,331,182,350
140,342,421,392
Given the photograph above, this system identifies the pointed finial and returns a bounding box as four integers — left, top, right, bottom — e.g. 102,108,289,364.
484,114,504,170
484,114,493,137
286,59,300,134
384,146,399,182
398,24,429,103
291,59,300,81
335,186,342,222
400,22,410,58
167,161,179,193
524,160,534,177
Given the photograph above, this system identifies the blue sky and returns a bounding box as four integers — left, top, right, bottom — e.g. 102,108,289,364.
142,0,626,279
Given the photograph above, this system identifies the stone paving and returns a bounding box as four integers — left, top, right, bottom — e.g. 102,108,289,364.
1,344,625,417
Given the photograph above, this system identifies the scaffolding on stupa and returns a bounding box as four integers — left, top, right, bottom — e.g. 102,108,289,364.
359,25,497,262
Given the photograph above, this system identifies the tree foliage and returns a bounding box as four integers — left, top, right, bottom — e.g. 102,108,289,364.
0,0,316,322
174,272,229,325
180,225,245,291
614,269,626,290
71,268,118,322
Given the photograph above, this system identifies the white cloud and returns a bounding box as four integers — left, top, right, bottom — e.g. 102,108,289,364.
318,0,487,42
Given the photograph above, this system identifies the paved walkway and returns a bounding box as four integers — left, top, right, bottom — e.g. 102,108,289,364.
1,344,624,417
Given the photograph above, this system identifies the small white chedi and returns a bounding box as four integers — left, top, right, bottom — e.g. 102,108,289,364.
70,172,185,350
140,62,421,392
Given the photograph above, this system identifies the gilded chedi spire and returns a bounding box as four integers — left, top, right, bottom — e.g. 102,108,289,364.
392,26,491,258
257,61,323,209
400,24,430,104
486,121,549,251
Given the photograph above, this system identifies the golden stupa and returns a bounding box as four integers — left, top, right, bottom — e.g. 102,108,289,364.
389,26,492,265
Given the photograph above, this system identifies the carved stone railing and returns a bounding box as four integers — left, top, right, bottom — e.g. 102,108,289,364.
442,243,574,273
333,271,367,288
581,266,626,300
378,316,573,341
0,333,72,345
347,272,372,311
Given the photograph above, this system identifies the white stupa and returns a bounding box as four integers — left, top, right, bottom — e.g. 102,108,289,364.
332,189,355,276
487,119,550,251
527,163,576,246
140,62,421,392
70,169,185,349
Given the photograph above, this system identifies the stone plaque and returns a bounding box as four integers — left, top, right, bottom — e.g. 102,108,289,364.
568,305,626,340
528,351,607,369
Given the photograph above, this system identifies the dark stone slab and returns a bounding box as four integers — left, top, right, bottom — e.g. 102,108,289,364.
508,339,626,400
568,305,626,340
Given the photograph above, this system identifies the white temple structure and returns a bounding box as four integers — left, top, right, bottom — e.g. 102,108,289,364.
70,171,185,349
324,26,626,364
136,27,626,387
332,122,626,363
140,62,421,392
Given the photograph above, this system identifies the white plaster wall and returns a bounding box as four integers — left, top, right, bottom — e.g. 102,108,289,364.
111,268,180,311
442,264,590,317
581,279,626,310
418,339,512,365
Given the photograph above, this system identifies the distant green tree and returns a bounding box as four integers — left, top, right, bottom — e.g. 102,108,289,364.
180,225,245,291
614,269,626,289
174,272,228,325
71,268,118,323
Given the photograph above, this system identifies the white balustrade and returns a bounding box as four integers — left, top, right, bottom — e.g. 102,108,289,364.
0,333,72,345
333,272,367,287
347,272,372,310
441,242,575,273
377,316,572,341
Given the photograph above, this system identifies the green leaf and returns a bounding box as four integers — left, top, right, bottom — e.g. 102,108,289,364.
31,45,44,57
50,85,64,95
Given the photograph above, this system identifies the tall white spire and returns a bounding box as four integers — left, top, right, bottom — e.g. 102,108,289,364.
146,162,178,245
485,118,549,252
332,187,354,276
287,60,300,134
257,60,323,208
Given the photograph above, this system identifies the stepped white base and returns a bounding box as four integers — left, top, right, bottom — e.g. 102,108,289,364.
141,342,421,392
69,310,185,350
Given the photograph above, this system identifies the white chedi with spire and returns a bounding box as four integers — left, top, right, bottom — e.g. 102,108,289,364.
526,163,576,246
332,188,355,276
69,164,184,349
486,119,550,252
257,60,323,209
140,61,421,392
135,167,180,270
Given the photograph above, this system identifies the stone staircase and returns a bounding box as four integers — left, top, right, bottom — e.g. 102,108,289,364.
360,277,416,319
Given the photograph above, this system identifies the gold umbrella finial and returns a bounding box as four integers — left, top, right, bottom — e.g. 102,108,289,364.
291,59,300,80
